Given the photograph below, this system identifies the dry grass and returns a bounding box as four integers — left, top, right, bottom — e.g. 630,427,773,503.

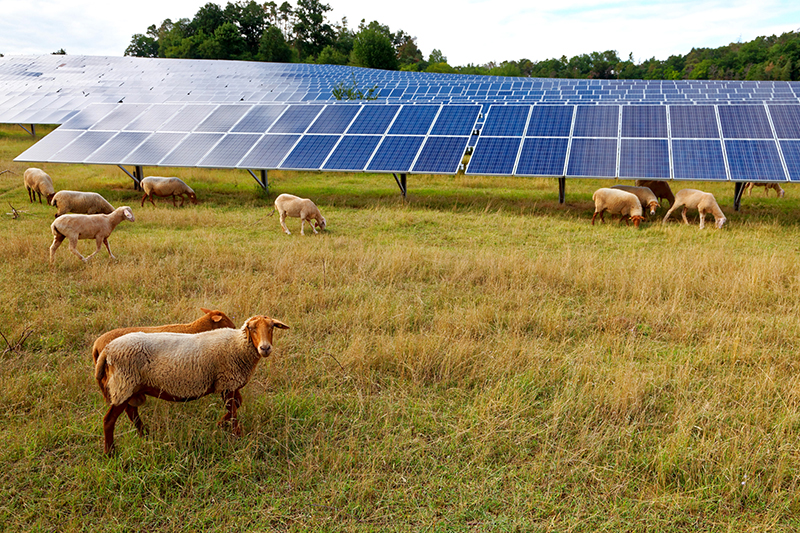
2,124,800,531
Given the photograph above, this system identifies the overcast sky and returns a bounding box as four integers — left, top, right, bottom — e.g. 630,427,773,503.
1,0,799,67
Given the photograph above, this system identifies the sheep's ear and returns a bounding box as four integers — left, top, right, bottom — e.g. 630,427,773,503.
271,320,289,330
200,307,211,314
212,314,224,323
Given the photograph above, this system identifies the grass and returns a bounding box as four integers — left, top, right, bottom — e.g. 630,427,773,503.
2,123,800,531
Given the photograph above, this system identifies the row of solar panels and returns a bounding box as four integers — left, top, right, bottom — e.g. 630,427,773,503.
4,55,800,127
14,101,800,181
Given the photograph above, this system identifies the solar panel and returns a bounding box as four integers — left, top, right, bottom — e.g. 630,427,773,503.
322,135,381,171
573,106,618,138
52,131,115,162
367,136,425,172
516,137,569,176
231,104,287,133
481,106,530,137
619,139,670,179
388,105,439,135
199,133,261,167
161,105,217,132
669,105,720,138
769,105,800,139
85,131,150,164
466,137,521,175
718,105,773,139
526,106,573,137
268,105,324,133
671,139,727,180
566,138,617,177
346,105,400,134
195,105,251,132
779,141,800,181
307,105,360,134
121,132,188,165
412,136,470,174
429,105,481,136
238,134,300,168
621,106,667,138
160,133,224,166
281,134,340,169
725,140,786,181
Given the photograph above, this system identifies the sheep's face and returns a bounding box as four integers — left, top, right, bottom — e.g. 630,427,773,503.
120,207,136,222
647,201,659,216
200,308,236,330
715,217,727,229
631,215,645,228
189,192,198,204
315,216,326,231
244,316,290,358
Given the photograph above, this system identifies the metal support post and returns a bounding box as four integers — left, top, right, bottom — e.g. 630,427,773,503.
393,173,407,200
558,177,566,204
247,169,269,194
733,181,745,212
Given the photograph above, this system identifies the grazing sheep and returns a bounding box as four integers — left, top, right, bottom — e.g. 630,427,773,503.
49,206,135,264
95,315,289,454
51,190,114,218
662,189,726,229
271,193,326,235
610,185,661,216
744,182,785,198
591,188,645,228
23,167,55,204
140,176,197,207
91,308,236,364
635,180,675,208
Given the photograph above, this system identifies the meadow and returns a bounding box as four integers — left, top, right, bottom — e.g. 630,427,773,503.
2,123,800,531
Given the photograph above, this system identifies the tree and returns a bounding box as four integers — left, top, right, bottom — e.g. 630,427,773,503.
293,0,334,60
316,45,348,65
189,3,226,36
350,24,398,70
258,25,294,62
429,49,446,64
224,1,268,57
125,32,158,57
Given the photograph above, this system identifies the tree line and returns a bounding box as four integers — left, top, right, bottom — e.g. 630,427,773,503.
124,0,800,81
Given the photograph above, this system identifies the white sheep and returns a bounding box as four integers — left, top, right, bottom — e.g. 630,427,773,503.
610,185,661,216
94,315,289,454
49,206,135,264
51,190,114,218
23,167,55,204
744,182,785,198
271,193,326,235
662,189,726,229
591,188,645,228
140,176,198,207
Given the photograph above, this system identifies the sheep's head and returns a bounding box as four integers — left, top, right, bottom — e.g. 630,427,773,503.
119,206,135,222
715,217,727,229
647,201,659,216
188,192,199,204
46,193,55,204
243,315,289,358
315,216,327,231
200,308,236,330
631,215,645,228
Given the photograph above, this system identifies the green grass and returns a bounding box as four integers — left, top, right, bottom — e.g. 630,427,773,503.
2,124,800,531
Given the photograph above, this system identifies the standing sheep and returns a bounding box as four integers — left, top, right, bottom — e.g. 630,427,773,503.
51,190,114,217
95,315,289,454
140,176,198,207
744,182,785,198
271,193,326,235
662,189,727,229
635,180,675,208
49,206,135,264
23,167,55,204
91,308,236,364
610,185,661,216
591,188,645,228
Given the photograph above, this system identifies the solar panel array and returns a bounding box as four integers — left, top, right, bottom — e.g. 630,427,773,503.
6,54,800,181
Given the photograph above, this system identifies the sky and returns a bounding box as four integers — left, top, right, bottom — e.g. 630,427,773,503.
0,0,799,67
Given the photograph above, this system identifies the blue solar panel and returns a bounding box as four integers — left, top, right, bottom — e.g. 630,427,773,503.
238,134,299,168
231,105,287,133
672,140,727,180
160,133,224,166
779,141,800,181
15,129,84,161
307,105,361,134
124,104,184,131
388,105,439,135
122,132,188,165
669,106,719,138
199,133,261,167
481,106,530,137
281,135,340,169
516,137,568,176
347,105,400,134
412,136,469,174
525,106,573,137
53,131,115,161
196,105,251,133
573,106,618,138
268,105,324,133
619,139,670,178
322,135,381,171
621,106,667,138
726,140,786,181
769,105,800,139
429,105,481,136
85,132,150,164
718,106,773,139
367,136,425,172
161,105,217,132
466,137,521,175
567,138,617,177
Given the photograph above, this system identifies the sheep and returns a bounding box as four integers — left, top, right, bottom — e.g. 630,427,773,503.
95,314,289,454
140,176,198,207
610,185,661,216
51,190,114,218
591,188,645,228
23,167,55,204
270,193,326,235
90,308,236,364
662,189,727,229
744,182,785,198
49,206,135,264
635,180,675,208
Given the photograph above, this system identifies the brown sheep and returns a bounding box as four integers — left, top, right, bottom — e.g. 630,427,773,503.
635,180,675,208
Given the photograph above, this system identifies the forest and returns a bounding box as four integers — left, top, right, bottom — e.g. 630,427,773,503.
123,0,800,81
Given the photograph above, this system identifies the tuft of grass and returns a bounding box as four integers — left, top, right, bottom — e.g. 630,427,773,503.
4,124,800,530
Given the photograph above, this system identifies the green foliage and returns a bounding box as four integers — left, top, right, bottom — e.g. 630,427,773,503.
257,25,293,62
292,0,334,60
331,72,379,100
425,62,455,74
316,44,348,65
350,24,399,70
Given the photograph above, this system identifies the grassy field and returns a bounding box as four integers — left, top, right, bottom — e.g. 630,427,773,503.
2,123,800,531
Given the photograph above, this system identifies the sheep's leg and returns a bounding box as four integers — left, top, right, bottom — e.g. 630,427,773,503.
83,236,103,262
140,193,148,207
27,187,34,203
125,405,146,437
219,390,243,435
591,212,598,225
300,218,306,235
67,237,88,262
102,237,117,260
308,217,318,234
662,204,679,224
698,209,706,229
172,194,178,207
103,403,127,455
680,207,690,225
279,212,291,234
178,194,185,207
49,234,65,263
